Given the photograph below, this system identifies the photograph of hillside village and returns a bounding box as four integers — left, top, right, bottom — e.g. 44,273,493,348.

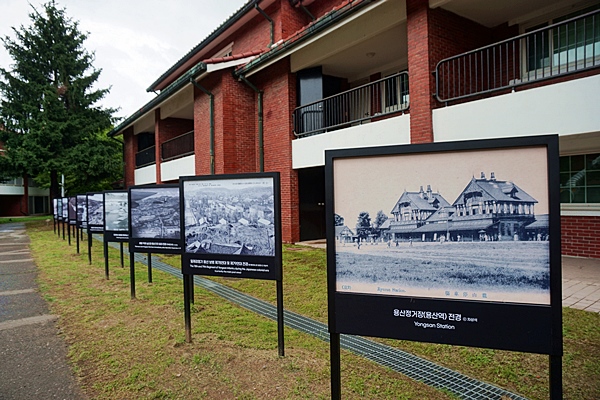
87,193,104,227
183,178,276,256
130,187,180,239
333,147,551,304
104,191,129,232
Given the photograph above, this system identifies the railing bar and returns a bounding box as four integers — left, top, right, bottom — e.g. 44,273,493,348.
498,44,502,87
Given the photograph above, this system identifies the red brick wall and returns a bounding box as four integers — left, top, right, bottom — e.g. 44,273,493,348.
0,195,27,217
253,58,300,243
561,216,600,259
123,126,136,188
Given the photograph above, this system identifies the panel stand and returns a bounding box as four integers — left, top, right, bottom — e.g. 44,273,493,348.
147,253,153,283
76,227,80,254
120,243,124,267
87,232,92,265
330,332,341,400
183,274,192,343
104,240,109,280
277,279,285,357
550,355,562,399
129,251,136,299
67,224,71,246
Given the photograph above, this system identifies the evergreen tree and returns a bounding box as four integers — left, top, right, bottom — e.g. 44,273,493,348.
0,1,121,199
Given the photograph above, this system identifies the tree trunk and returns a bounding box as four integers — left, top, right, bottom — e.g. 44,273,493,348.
50,170,60,200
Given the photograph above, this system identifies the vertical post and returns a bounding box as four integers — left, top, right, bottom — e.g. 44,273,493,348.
53,218,56,234
67,223,71,246
276,279,285,357
120,242,124,267
147,253,153,283
183,274,192,343
189,274,195,304
104,240,109,280
129,250,136,299
549,355,562,400
62,221,66,240
87,232,92,265
76,226,80,254
330,332,341,400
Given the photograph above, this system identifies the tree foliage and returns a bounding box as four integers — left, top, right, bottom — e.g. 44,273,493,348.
334,213,344,227
0,1,121,198
355,211,371,239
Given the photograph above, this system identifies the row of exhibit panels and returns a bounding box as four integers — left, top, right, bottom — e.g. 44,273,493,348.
52,172,283,281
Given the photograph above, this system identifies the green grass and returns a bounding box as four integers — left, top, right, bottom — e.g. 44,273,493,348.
28,222,453,399
0,214,50,224
26,221,600,399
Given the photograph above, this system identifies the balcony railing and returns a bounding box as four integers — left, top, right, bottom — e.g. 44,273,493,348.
135,146,156,168
161,131,194,162
293,71,409,138
435,9,600,103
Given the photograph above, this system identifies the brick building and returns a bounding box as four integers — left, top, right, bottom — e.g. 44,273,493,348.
109,0,600,258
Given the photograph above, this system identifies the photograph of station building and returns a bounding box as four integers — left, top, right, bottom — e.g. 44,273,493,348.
388,173,542,243
109,0,600,259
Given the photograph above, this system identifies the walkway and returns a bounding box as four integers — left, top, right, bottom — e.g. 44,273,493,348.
0,223,84,399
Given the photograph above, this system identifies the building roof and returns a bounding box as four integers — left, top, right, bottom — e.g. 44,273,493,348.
391,188,450,214
453,175,537,206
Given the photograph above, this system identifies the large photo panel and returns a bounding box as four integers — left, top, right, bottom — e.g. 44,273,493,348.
76,194,87,229
180,173,282,280
103,190,129,242
87,192,104,233
128,184,182,254
326,136,561,355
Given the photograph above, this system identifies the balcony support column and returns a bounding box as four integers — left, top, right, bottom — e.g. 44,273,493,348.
407,0,435,143
238,74,264,173
191,79,215,175
154,109,162,183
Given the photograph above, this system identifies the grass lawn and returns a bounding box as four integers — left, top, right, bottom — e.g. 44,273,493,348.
27,221,600,399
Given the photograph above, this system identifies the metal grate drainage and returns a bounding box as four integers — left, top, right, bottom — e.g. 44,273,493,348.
101,238,527,400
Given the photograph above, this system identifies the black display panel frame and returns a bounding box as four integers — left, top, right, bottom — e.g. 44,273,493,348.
86,192,105,234
76,194,87,229
325,135,562,356
103,190,129,243
128,184,182,254
61,197,68,221
53,198,58,220
68,196,77,225
180,172,282,281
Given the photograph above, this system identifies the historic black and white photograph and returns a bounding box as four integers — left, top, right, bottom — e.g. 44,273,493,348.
77,195,87,228
68,197,77,223
87,193,104,227
183,177,276,256
53,198,58,219
62,197,69,220
57,198,63,221
130,187,180,239
333,146,551,305
104,191,129,232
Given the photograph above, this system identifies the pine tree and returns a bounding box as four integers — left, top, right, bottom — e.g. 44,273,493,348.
0,1,122,199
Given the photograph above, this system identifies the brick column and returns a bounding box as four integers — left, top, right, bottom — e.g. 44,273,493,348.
154,109,162,183
407,0,435,144
123,127,136,187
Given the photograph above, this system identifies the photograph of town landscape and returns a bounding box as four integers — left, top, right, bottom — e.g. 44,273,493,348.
104,191,129,232
130,187,180,239
183,177,276,256
87,193,104,227
76,195,87,228
333,146,551,305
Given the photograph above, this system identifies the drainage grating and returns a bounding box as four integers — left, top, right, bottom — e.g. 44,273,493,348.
101,238,527,400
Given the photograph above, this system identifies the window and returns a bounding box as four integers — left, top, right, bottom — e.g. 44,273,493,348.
560,153,600,203
525,5,600,73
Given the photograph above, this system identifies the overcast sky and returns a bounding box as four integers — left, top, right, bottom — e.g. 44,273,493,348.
0,0,246,121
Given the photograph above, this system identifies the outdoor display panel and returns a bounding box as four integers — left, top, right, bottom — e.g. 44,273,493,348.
68,196,77,225
180,173,282,280
86,192,104,233
325,136,562,355
57,198,63,221
103,190,129,242
61,197,68,220
76,194,87,229
128,184,182,254
53,198,58,219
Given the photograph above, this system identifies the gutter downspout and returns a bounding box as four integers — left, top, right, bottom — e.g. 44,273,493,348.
190,79,215,175
238,74,264,172
255,2,274,48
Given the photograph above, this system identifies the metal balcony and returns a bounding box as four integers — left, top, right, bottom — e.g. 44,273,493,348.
293,71,409,138
161,131,194,162
135,146,156,168
435,9,600,103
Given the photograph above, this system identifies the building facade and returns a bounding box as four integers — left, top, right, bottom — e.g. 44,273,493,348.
110,0,600,258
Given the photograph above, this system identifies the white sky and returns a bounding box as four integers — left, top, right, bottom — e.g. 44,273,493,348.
0,0,246,121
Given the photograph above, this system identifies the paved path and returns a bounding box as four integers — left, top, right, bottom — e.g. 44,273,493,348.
0,223,84,400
